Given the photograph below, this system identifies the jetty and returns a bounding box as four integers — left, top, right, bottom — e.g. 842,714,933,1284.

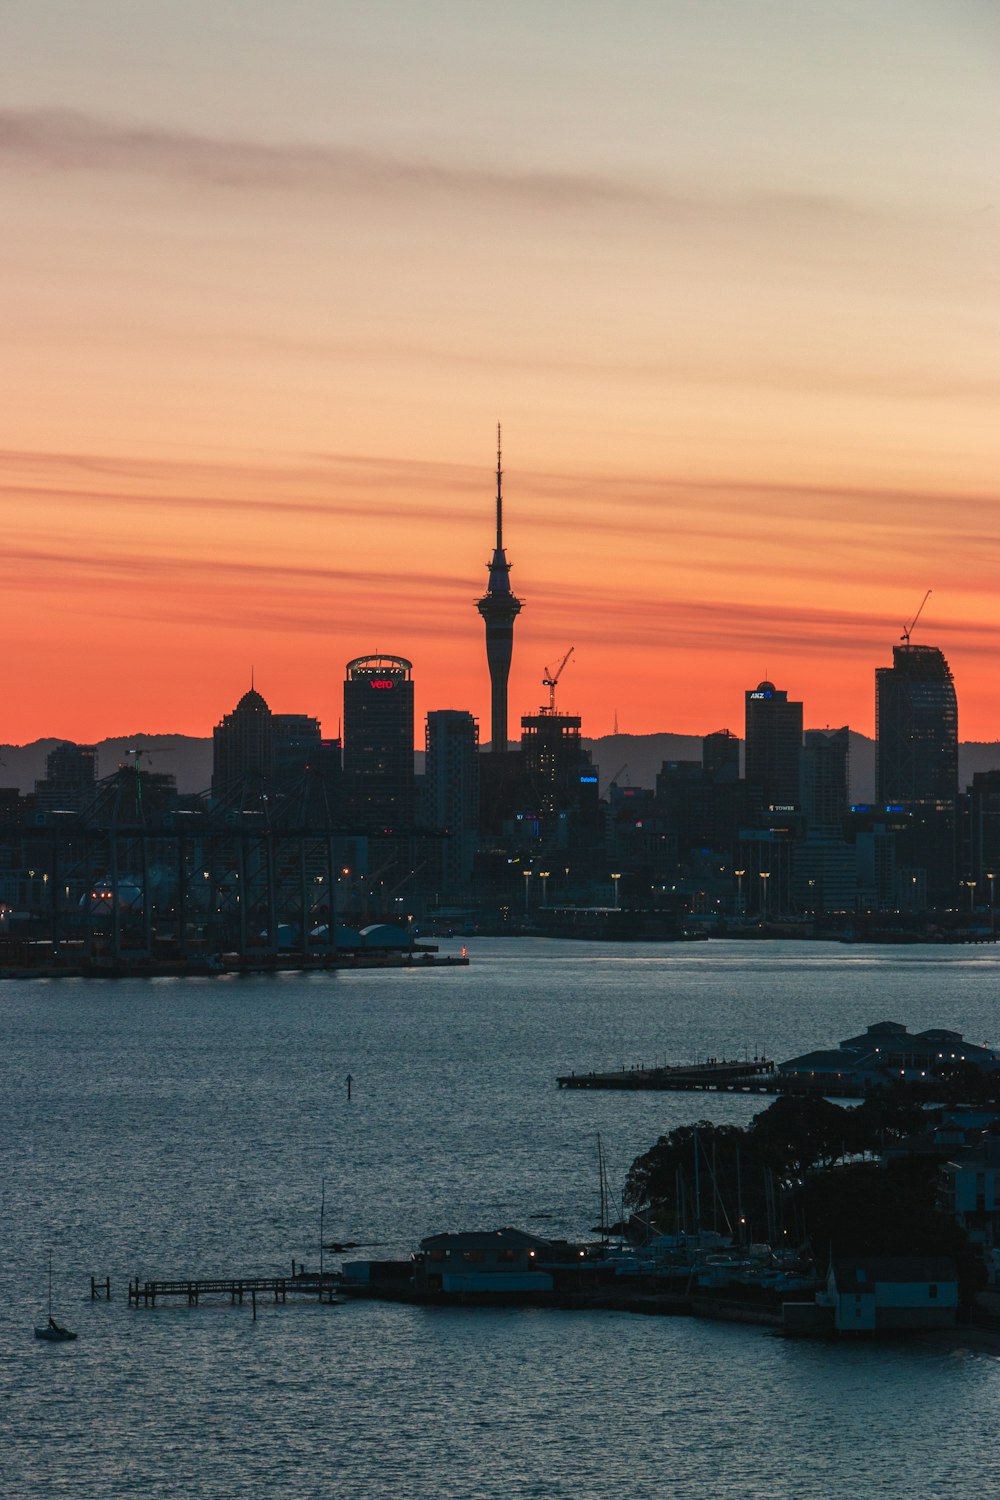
0,944,468,980
127,1270,344,1308
557,1057,776,1092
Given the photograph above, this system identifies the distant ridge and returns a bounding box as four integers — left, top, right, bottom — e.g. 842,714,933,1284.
584,733,1000,806
2,733,999,805
0,735,213,797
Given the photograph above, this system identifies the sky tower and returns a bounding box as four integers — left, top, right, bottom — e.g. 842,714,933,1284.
476,426,523,752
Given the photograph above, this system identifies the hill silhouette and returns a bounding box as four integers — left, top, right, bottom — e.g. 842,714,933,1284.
3,732,999,804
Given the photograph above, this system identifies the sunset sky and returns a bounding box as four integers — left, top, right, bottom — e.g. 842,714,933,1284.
2,1,997,747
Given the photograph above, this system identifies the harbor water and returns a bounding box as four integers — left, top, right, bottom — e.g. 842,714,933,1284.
3,938,1000,1498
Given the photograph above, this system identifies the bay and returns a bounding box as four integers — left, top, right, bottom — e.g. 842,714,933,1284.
3,939,999,1498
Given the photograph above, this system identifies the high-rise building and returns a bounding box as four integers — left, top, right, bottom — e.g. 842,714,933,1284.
519,710,601,845
34,741,97,811
476,428,523,753
425,710,480,896
875,645,958,806
703,728,740,783
744,681,803,809
272,713,323,791
212,686,273,800
801,727,850,834
874,643,959,905
343,655,415,833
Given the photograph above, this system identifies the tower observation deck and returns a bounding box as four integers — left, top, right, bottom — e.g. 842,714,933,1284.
476,427,523,753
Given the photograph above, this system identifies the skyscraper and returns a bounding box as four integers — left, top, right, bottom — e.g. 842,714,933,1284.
875,644,958,805
212,686,273,801
343,655,415,833
34,741,97,811
703,728,740,783
476,428,523,753
744,680,803,808
801,727,850,833
425,710,480,896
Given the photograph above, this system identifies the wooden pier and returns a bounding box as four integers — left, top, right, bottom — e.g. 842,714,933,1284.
127,1271,344,1309
557,1057,776,1092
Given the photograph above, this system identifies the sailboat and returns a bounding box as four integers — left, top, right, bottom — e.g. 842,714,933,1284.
34,1252,77,1342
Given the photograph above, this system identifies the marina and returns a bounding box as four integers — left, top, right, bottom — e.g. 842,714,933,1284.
8,938,1000,1500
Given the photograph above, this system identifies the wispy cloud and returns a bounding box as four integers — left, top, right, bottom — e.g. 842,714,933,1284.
0,107,892,231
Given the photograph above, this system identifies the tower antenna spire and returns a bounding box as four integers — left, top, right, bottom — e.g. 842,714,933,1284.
477,424,523,752
496,420,503,551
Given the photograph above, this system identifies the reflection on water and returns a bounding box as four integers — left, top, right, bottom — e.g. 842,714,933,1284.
3,940,1000,1497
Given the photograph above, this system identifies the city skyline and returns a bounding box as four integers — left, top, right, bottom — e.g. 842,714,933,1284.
3,3,998,744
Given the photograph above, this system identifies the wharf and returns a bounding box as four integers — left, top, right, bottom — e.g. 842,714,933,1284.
557,1057,776,1092
0,948,468,980
339,1279,693,1314
128,1272,344,1307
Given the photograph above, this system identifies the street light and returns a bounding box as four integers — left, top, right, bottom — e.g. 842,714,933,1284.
966,879,977,915
734,868,746,917
759,871,770,920
988,872,995,934
539,870,550,907
523,870,532,915
611,872,621,909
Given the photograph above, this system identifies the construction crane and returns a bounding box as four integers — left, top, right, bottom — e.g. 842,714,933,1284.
609,764,630,787
541,647,574,714
901,590,932,645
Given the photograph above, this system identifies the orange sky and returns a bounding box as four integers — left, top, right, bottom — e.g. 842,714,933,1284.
2,3,998,745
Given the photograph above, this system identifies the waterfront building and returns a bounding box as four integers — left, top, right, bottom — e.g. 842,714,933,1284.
791,836,857,913
820,1258,958,1333
343,655,415,833
780,1019,999,1088
212,686,272,801
744,680,803,809
414,1229,555,1295
941,1137,1000,1276
424,710,480,896
476,429,523,753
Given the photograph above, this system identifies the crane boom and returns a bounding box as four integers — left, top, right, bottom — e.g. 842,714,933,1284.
541,646,574,713
901,589,932,644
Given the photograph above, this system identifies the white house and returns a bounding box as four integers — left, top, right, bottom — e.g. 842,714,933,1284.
820,1257,958,1332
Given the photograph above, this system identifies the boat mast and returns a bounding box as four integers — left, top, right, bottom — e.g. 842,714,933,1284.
597,1134,609,1244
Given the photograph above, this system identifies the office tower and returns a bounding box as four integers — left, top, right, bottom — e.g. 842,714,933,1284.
968,772,1000,891
34,742,97,811
801,727,850,834
343,655,415,833
425,710,480,895
272,713,323,791
874,643,958,905
703,728,740,783
744,680,803,808
476,428,523,753
875,645,958,805
212,686,273,800
519,709,599,845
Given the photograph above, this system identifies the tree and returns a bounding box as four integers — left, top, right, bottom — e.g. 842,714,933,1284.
748,1095,853,1178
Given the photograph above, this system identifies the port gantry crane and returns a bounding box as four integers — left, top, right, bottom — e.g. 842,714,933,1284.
541,647,574,714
